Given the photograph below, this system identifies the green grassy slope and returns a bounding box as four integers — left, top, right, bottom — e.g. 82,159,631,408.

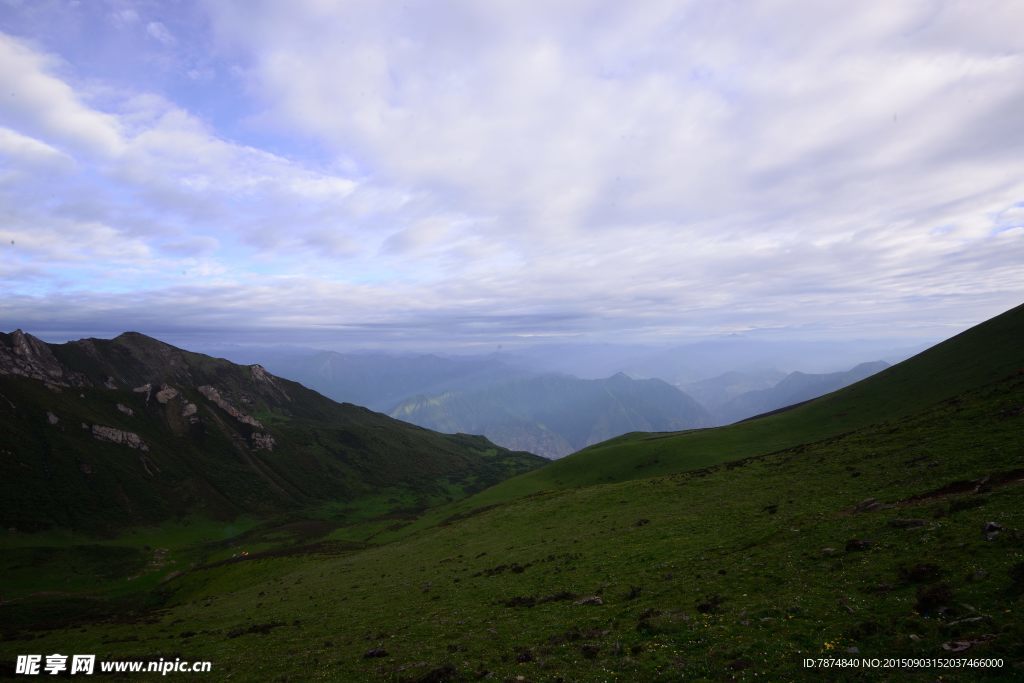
432,302,1024,513
2,357,1021,680
0,332,544,533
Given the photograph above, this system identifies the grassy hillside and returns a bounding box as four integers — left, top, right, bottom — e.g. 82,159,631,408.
431,302,1024,513
0,331,544,533
2,352,1021,681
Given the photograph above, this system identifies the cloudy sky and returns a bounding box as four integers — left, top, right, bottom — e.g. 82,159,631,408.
1,0,1022,350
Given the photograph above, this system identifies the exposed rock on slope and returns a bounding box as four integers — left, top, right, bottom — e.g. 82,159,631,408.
155,385,179,404
198,385,263,427
251,432,276,451
0,330,84,387
91,424,148,450
0,329,544,531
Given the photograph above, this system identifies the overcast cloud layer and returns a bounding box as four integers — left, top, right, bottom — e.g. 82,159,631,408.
1,0,1022,349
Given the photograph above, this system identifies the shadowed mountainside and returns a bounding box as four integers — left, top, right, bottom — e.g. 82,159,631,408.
0,331,544,533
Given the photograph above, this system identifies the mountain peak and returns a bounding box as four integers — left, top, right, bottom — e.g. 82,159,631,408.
112,331,175,348
852,360,890,372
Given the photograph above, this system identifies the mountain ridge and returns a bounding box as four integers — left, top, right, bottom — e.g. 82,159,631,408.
0,330,544,533
714,360,890,424
388,371,713,458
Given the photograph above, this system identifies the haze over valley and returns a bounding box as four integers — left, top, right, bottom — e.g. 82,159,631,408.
185,342,898,457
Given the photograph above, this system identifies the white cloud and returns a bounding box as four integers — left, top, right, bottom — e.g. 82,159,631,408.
207,2,1024,229
200,1,1024,328
0,33,124,156
110,8,139,28
2,1,1024,346
146,21,176,46
0,31,406,289
0,126,71,167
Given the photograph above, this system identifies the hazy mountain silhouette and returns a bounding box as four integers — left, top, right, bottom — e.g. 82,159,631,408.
389,372,712,458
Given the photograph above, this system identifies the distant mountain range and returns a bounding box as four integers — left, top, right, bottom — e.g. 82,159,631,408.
680,369,787,412
617,338,923,385
204,345,892,456
712,361,890,424
0,331,543,532
249,350,526,412
389,372,713,458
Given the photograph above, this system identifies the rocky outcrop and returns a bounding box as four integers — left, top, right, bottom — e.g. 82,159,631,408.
133,383,152,403
251,364,274,383
251,432,276,451
197,385,272,447
46,411,59,425
250,364,291,402
0,330,84,387
117,403,134,416
155,385,179,404
91,424,148,451
197,385,263,428
181,402,198,418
